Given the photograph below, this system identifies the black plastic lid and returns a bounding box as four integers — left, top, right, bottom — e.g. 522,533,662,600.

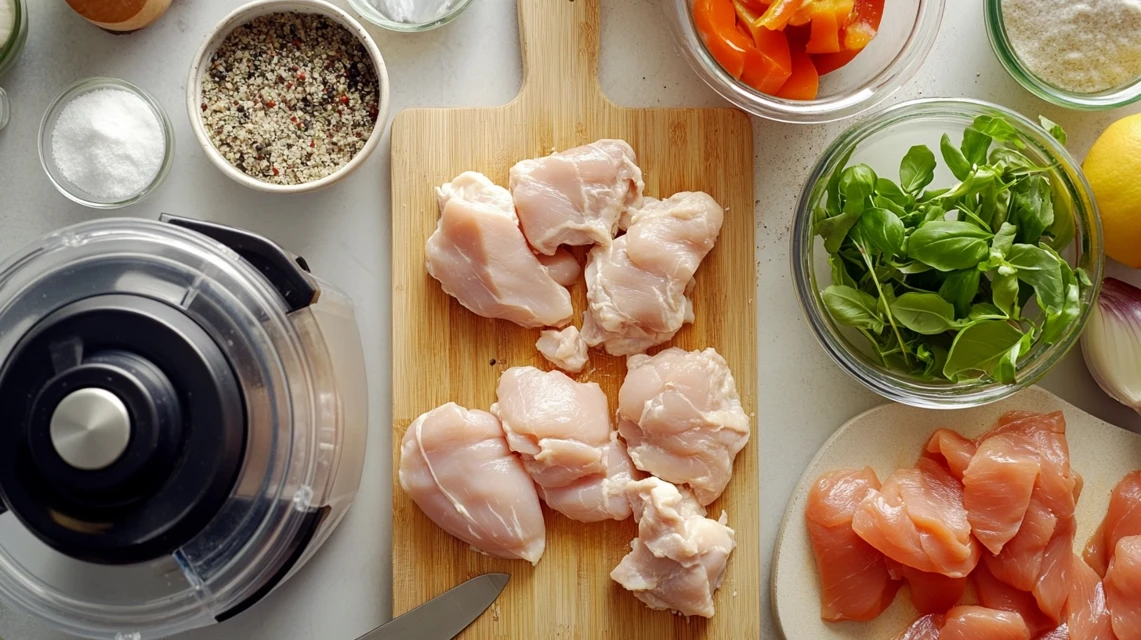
0,294,247,565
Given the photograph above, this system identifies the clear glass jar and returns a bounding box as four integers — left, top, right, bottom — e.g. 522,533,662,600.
0,0,27,79
985,0,1141,110
791,98,1104,408
347,0,473,32
662,0,946,124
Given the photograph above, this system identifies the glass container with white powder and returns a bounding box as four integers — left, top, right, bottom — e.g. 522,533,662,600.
347,0,474,32
0,0,29,131
987,0,1141,110
38,78,174,209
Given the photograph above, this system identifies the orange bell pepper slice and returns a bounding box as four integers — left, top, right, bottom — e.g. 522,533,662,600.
693,0,755,78
775,41,820,100
755,0,804,30
843,0,884,50
733,1,794,94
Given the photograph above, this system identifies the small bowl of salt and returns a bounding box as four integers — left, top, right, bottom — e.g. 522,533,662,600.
38,77,174,208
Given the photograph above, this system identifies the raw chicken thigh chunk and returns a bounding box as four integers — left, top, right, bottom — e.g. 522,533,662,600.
1085,470,1141,577
1106,535,1141,640
536,326,589,373
610,478,736,618
618,347,750,506
582,192,723,355
536,248,582,287
491,367,635,522
510,139,644,255
398,402,546,564
425,171,573,328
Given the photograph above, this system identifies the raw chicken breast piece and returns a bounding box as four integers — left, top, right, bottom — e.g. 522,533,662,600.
536,326,589,373
491,367,634,522
805,467,901,622
1106,535,1141,640
923,429,977,481
892,614,944,640
983,493,1058,592
963,431,1041,556
1068,554,1117,640
398,403,546,564
888,562,967,614
1036,625,1071,640
426,172,573,328
537,248,582,287
610,478,735,618
1085,471,1141,577
939,606,1031,640
851,457,981,579
510,139,644,255
974,560,1056,637
618,347,750,506
582,192,724,355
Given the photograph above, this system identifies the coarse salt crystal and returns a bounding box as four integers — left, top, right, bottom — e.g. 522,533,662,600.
51,88,165,201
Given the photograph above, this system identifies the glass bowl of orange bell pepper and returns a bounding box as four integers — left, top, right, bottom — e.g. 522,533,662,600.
663,0,945,123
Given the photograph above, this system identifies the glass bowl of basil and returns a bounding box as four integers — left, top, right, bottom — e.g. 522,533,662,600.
792,98,1104,409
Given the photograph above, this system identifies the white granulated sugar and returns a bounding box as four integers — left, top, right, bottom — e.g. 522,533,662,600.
51,88,165,200
1003,0,1141,94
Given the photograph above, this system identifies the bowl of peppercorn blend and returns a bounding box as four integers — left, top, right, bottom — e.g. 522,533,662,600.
187,0,390,193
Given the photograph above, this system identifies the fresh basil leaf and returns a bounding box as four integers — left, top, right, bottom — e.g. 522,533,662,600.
816,210,863,254
972,115,1025,147
907,221,993,271
969,302,1005,320
941,133,972,181
939,269,981,318
919,187,951,203
989,147,1037,175
877,282,898,317
1011,175,1054,245
942,165,1002,202
900,145,937,194
825,145,856,216
985,222,1018,269
993,341,1020,384
840,164,877,215
962,127,993,166
895,261,934,274
1007,243,1065,313
875,178,910,206
943,319,1025,381
1039,115,1067,145
875,195,907,216
1046,183,1075,251
914,343,949,379
992,271,1020,317
1039,251,1081,345
829,254,858,289
891,292,960,335
853,207,905,257
822,285,885,333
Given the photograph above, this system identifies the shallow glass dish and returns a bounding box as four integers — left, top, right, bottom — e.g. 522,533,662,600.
663,0,945,124
0,0,28,79
38,78,175,209
792,98,1104,408
347,0,473,32
985,0,1141,110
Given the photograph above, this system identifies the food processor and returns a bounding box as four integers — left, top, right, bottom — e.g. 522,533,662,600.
0,216,368,639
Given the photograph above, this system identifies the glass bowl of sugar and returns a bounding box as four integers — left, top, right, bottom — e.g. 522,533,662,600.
38,77,175,208
986,0,1141,110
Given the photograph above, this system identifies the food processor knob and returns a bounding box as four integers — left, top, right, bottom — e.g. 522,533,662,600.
49,388,132,471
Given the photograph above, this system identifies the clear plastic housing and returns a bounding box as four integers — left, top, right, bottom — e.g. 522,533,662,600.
0,219,367,638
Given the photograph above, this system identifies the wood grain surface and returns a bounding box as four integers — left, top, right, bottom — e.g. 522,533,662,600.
390,1,758,637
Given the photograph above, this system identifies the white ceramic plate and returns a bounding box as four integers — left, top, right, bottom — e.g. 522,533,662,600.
771,386,1141,639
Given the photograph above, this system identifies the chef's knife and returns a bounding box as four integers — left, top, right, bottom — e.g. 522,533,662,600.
356,573,510,640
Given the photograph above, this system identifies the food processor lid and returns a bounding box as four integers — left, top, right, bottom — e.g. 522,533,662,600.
0,291,246,564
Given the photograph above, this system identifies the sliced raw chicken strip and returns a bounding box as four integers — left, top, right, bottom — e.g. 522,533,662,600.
892,613,944,640
887,561,967,614
491,366,634,522
1036,625,1071,640
923,428,976,481
963,430,1041,556
974,560,1057,637
536,326,589,374
851,457,980,579
1085,471,1141,577
398,402,546,564
537,248,582,287
510,139,644,255
617,347,750,506
1106,535,1141,640
1068,554,1117,640
805,467,901,622
610,477,735,618
582,192,724,356
426,171,573,328
939,606,1031,640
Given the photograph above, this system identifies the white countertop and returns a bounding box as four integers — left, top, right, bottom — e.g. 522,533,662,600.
1,1,1139,639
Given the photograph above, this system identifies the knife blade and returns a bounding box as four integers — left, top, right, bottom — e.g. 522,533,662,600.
356,573,510,640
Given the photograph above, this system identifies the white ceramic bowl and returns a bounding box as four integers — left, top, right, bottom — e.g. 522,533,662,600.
186,0,390,194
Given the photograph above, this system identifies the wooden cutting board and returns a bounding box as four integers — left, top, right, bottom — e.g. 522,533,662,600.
389,1,757,638
771,386,1141,639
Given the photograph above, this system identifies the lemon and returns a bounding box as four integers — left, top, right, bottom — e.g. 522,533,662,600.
1084,114,1141,268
